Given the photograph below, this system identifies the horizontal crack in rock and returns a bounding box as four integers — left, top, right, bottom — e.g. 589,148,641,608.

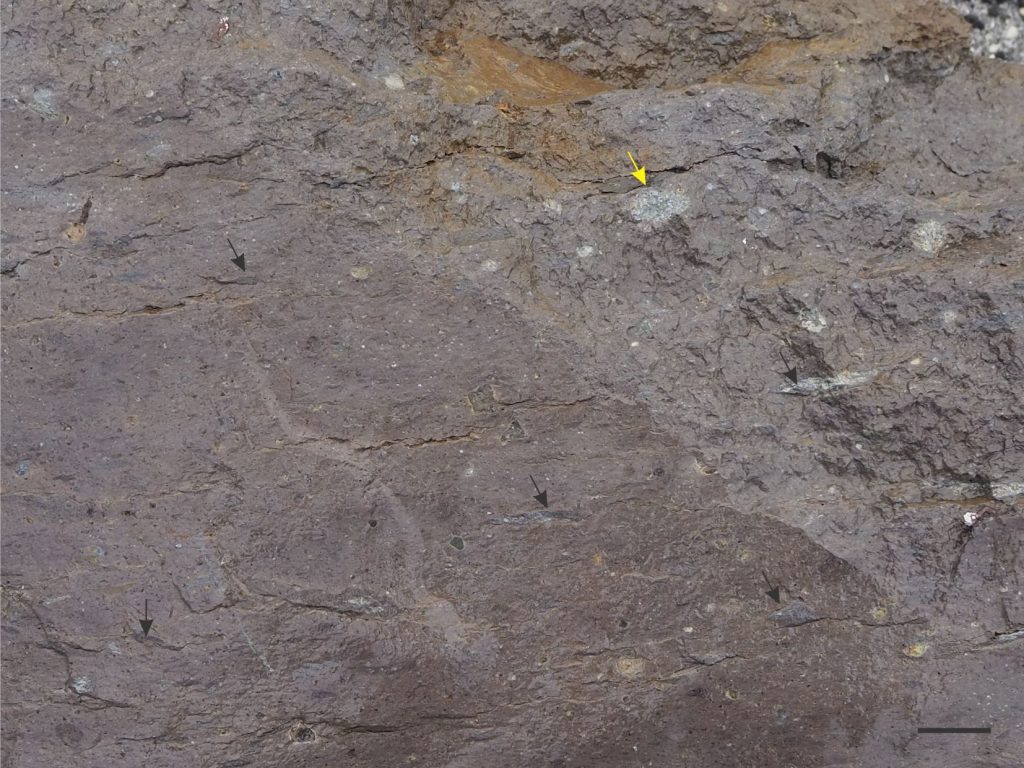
356,430,485,451
125,141,265,180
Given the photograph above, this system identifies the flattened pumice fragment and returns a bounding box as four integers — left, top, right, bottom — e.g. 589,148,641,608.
769,599,819,627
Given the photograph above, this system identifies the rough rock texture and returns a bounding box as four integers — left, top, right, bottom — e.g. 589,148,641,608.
2,1,1022,767
945,1,1024,61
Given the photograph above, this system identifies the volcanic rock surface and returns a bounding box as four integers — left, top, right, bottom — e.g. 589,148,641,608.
2,1,1022,767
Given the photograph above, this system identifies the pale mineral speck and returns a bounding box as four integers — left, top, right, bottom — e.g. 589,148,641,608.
783,369,877,395
902,641,929,658
910,220,947,253
799,308,828,333
559,39,584,57
575,244,595,258
480,259,500,272
628,187,690,226
68,676,94,695
747,205,781,235
383,74,405,90
446,179,468,204
991,481,1024,500
615,657,645,678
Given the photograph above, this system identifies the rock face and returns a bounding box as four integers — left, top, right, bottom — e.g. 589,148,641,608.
2,2,1022,767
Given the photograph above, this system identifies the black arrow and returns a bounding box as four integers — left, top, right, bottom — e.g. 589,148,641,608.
762,571,781,603
529,475,548,508
779,350,798,384
228,238,246,271
139,598,153,637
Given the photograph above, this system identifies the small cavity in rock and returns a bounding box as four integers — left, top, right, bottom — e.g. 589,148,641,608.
289,723,317,743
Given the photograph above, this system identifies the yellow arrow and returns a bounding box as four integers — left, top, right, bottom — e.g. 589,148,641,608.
627,150,647,186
